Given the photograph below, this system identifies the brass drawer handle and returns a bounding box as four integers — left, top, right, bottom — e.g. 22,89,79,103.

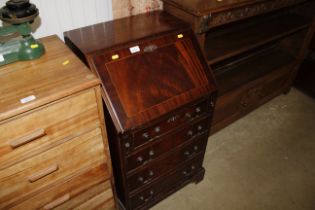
28,164,59,183
139,190,154,202
137,156,144,163
43,193,70,210
10,128,46,149
142,132,150,140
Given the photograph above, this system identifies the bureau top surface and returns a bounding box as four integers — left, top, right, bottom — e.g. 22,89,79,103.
162,0,307,15
64,11,190,55
0,36,99,122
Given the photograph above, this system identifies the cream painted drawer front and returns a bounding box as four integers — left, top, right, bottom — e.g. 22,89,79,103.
0,88,100,170
10,165,111,210
0,128,107,210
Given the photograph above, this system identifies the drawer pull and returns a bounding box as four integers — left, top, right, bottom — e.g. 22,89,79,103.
143,44,157,52
185,112,192,118
196,107,201,113
138,176,144,183
148,150,155,157
142,132,150,139
28,164,59,183
139,191,154,202
197,125,203,131
125,142,131,148
184,151,190,156
182,170,189,176
182,165,196,177
154,126,161,133
10,128,46,149
210,101,215,108
137,156,144,163
167,115,179,123
149,170,154,176
187,130,193,136
194,146,199,151
43,193,70,210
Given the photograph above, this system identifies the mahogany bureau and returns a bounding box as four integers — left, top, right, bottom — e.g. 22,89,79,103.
162,0,314,133
64,12,218,210
0,36,115,210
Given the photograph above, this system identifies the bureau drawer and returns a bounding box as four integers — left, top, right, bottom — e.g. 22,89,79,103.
0,128,107,210
0,88,100,170
9,164,110,210
129,155,204,210
127,134,208,192
130,98,213,150
126,116,210,172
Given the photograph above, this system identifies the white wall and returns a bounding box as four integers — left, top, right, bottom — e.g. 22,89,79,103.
0,0,113,40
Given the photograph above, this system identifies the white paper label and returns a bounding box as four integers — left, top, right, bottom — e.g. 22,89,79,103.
0,54,4,62
20,95,36,104
129,46,140,54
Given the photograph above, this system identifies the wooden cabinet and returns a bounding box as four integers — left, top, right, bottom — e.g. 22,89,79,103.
162,0,314,133
0,36,115,210
64,12,217,210
294,1,315,98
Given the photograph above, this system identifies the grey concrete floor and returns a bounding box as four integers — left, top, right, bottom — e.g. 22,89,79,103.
152,88,315,210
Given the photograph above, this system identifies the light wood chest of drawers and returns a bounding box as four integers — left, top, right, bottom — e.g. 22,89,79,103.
0,36,115,210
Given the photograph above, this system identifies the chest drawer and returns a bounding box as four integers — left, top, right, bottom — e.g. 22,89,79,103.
127,134,208,192
126,116,210,172
53,180,114,210
66,181,115,210
0,89,100,170
0,128,107,210
9,164,109,210
129,155,204,210
124,98,213,152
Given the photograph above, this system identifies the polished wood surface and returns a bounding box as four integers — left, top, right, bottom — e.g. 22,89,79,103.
91,30,216,132
0,36,99,122
64,11,189,63
163,0,309,14
205,13,310,65
163,0,314,134
163,0,307,33
64,12,217,210
0,36,115,210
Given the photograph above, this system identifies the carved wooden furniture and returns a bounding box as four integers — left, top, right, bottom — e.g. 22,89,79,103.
294,0,315,98
0,36,115,210
64,12,217,210
162,0,314,133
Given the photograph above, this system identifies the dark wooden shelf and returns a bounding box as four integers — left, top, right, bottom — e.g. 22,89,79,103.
215,45,295,95
295,52,315,98
205,13,310,65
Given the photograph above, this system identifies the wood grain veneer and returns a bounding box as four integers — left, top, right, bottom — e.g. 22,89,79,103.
0,36,115,210
64,12,218,210
163,0,314,134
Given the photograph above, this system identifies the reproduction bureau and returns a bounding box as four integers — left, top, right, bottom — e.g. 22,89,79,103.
64,12,217,210
0,36,115,210
163,0,314,133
